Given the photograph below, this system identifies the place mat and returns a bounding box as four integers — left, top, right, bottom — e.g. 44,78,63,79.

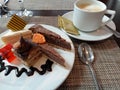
0,16,120,89
29,16,120,89
0,16,57,33
58,38,120,90
0,17,10,33
2,0,75,10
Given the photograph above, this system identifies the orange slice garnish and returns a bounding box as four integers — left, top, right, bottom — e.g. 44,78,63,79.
32,33,46,44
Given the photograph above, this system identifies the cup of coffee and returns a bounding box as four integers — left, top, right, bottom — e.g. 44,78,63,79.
73,0,116,32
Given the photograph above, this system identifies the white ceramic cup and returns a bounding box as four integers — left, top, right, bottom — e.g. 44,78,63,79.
73,0,116,32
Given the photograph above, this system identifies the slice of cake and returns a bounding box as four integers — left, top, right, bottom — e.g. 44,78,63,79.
13,37,43,66
14,37,65,67
29,24,71,50
38,43,65,67
1,30,32,45
58,16,79,35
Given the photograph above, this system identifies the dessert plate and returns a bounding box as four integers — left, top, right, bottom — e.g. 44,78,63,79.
62,11,116,41
0,24,75,90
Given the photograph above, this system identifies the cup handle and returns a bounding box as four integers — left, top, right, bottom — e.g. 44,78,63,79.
102,10,116,26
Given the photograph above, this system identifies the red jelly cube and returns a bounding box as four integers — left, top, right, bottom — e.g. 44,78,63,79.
0,44,16,62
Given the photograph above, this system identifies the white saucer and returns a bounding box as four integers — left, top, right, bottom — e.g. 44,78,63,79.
62,11,116,41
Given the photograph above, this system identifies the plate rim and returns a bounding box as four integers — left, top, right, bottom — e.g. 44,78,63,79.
0,24,75,90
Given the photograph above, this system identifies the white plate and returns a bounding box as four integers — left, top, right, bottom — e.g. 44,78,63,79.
0,24,75,90
62,11,116,41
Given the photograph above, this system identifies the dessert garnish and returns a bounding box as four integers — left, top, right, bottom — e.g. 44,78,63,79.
0,54,53,77
58,16,79,35
7,14,27,31
0,44,16,63
32,33,46,44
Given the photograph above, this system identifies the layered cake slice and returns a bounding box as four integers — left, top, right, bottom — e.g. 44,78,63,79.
29,24,71,50
14,37,65,67
38,43,65,67
13,37,43,66
1,30,32,45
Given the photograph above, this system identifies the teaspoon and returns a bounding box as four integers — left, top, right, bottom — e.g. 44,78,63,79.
78,43,101,90
105,24,120,38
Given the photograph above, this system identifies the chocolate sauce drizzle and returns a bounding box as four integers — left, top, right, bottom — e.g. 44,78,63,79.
0,55,53,77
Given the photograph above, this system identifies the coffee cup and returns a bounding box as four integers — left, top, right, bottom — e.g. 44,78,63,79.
73,0,116,32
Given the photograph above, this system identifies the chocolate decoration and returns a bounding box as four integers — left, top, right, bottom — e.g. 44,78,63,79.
0,55,53,77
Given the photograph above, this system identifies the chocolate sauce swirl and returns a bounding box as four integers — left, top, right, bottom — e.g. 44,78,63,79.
0,55,53,77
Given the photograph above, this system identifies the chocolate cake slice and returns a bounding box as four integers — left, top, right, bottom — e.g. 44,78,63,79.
14,37,43,66
29,24,71,50
14,37,65,67
38,43,65,67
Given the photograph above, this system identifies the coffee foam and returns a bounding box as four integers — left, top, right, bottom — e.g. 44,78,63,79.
78,3,103,12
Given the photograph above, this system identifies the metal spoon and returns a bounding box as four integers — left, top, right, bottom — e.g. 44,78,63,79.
105,24,120,38
78,43,101,90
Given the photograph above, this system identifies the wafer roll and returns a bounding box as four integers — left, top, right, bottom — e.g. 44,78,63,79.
7,14,27,31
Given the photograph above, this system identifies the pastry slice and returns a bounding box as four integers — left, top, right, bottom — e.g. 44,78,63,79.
58,16,79,35
29,24,71,50
1,30,32,45
13,37,43,66
38,43,65,67
14,37,65,67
